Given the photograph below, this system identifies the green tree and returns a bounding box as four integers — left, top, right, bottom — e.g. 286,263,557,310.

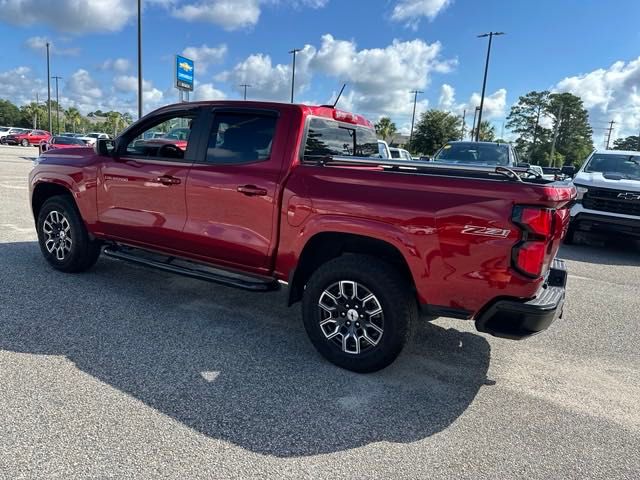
65,107,82,132
506,90,551,162
412,109,461,155
548,92,593,166
20,102,47,129
612,135,639,151
0,99,22,126
475,121,496,141
374,117,397,143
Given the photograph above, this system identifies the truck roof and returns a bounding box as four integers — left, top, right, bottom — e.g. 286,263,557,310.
146,100,374,129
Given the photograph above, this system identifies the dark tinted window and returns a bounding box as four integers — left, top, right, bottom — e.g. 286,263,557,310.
304,117,379,160
54,136,86,145
206,112,277,164
390,149,401,158
434,142,510,166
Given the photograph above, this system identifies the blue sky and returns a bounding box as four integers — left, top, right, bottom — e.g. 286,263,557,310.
1,0,640,140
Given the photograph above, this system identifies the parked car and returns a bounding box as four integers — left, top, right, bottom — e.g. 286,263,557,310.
377,140,391,158
77,132,110,146
39,136,90,153
389,147,413,161
566,149,640,243
4,129,51,146
30,100,575,372
0,127,28,142
432,141,519,167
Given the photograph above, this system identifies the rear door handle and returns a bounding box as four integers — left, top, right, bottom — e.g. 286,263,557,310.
237,185,267,196
155,175,181,185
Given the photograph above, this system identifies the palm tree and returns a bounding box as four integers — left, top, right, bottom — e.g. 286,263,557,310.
375,117,398,144
21,102,42,129
65,107,82,133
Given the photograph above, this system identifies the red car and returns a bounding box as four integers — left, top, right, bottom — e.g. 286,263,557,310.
39,136,90,153
29,101,575,372
6,129,51,147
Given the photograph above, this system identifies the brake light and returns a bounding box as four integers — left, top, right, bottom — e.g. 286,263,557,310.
515,242,546,277
513,206,553,238
511,206,555,278
333,109,357,124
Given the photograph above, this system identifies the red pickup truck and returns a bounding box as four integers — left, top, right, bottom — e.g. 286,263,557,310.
29,101,575,372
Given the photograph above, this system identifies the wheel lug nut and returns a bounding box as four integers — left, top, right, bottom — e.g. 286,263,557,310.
341,312,346,317
346,321,351,326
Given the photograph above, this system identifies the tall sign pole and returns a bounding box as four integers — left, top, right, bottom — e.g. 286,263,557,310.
137,0,143,119
46,42,52,133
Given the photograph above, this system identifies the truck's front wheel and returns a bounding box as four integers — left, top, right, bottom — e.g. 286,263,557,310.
302,255,415,373
37,195,101,272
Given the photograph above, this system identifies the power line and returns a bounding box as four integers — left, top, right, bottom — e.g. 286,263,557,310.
408,90,423,151
239,84,251,100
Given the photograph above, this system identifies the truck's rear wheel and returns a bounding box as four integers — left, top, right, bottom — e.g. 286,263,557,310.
37,195,101,272
302,255,415,373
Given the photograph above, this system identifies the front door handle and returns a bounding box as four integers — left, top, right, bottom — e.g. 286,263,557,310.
237,185,267,196
155,175,181,185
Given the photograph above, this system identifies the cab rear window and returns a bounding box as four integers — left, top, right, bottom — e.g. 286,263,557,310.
304,117,379,160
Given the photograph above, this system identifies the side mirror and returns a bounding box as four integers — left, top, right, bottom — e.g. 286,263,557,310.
95,138,115,156
561,165,576,177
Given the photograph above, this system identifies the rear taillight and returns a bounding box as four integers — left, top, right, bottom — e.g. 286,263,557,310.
511,206,555,278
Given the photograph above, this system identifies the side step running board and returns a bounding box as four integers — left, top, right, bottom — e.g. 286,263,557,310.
103,246,279,292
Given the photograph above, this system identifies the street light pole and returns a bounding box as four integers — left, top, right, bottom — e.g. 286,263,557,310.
408,90,423,151
52,76,62,134
137,0,143,120
471,106,480,141
46,42,52,133
289,48,301,103
476,31,504,141
239,84,251,100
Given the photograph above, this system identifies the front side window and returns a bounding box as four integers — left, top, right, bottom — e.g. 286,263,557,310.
205,111,277,164
304,117,379,160
125,113,195,160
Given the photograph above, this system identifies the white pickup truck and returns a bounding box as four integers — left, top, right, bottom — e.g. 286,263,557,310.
567,149,640,243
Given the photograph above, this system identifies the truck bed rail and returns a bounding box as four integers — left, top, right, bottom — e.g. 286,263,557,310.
304,155,550,183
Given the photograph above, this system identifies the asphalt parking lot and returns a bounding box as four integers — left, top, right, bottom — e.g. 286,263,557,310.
1,145,639,479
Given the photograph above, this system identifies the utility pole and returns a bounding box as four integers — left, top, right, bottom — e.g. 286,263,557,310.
288,48,301,103
52,76,62,134
408,89,423,151
476,31,505,141
460,109,466,140
549,103,563,167
46,42,52,133
137,0,143,120
471,106,480,141
239,84,251,100
605,120,616,150
637,125,640,151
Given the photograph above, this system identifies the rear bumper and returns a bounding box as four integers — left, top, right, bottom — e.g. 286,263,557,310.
570,211,640,238
475,258,567,340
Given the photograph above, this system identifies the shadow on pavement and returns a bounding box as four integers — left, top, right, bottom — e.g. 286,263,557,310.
560,234,640,267
0,241,491,457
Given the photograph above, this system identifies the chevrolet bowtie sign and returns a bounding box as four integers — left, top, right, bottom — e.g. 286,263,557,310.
176,55,194,92
617,192,640,201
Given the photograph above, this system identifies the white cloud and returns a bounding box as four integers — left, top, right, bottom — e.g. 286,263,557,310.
193,83,227,101
216,44,316,101
312,34,456,116
182,44,227,72
172,0,328,30
0,0,137,33
173,0,261,30
391,0,452,29
554,57,640,139
468,89,507,120
66,69,103,103
25,36,80,56
0,66,45,106
101,58,131,73
438,83,455,110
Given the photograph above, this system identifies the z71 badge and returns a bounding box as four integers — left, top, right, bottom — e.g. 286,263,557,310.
461,225,511,238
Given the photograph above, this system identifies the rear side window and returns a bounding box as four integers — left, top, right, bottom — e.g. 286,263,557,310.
390,150,401,158
206,112,277,165
304,117,379,160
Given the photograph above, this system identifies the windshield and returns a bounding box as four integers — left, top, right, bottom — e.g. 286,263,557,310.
87,133,101,138
0,127,9,132
164,127,190,140
434,143,510,166
585,153,640,180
